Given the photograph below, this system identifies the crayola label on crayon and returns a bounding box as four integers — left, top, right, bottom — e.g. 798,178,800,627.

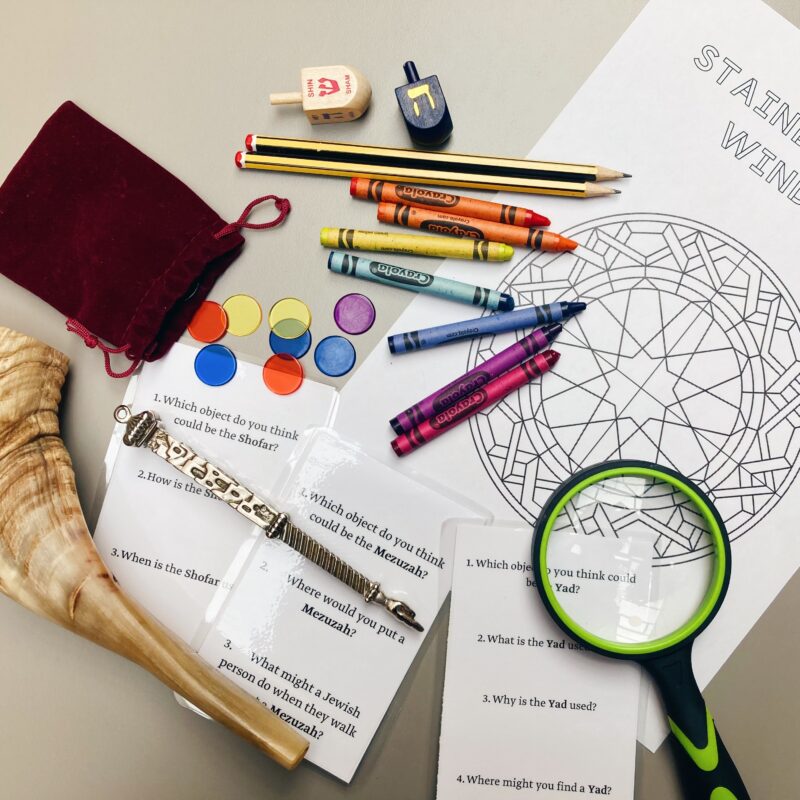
445,327,481,340
395,185,459,207
430,391,487,429
369,262,434,287
421,221,484,239
433,372,492,412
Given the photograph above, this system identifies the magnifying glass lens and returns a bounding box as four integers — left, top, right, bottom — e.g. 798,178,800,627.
544,474,716,648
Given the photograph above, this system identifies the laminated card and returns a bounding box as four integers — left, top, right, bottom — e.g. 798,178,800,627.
194,430,486,781
94,342,338,642
437,524,639,800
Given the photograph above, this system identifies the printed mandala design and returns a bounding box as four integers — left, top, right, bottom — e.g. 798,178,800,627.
468,214,800,563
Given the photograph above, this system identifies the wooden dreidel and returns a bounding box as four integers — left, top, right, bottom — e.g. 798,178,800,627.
394,61,453,146
269,65,371,124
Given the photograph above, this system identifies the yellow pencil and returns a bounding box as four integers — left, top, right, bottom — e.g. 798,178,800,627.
236,149,621,199
244,136,628,183
320,228,514,261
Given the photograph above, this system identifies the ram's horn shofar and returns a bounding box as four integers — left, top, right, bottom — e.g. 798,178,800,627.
0,327,308,769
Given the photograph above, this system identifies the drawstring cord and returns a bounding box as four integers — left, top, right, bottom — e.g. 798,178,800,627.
67,195,291,378
214,194,291,239
66,318,141,378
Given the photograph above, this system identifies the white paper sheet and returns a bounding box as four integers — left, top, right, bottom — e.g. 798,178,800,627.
193,430,486,782
437,523,639,800
336,0,800,751
93,342,338,642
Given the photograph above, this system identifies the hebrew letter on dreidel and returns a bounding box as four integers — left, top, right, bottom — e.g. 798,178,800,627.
317,77,340,96
408,84,436,116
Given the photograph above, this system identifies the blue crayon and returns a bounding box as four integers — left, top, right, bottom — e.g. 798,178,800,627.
387,301,586,354
328,252,514,311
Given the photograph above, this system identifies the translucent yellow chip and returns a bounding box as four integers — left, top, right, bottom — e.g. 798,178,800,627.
268,297,312,340
222,294,262,336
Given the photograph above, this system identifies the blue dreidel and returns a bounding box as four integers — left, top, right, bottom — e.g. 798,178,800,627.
394,61,453,146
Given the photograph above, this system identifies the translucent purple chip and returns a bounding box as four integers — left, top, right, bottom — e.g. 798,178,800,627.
333,293,376,335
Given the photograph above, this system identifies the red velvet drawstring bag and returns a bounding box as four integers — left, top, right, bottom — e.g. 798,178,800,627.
0,101,290,377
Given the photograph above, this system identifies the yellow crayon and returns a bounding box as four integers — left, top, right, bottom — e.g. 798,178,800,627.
319,228,513,262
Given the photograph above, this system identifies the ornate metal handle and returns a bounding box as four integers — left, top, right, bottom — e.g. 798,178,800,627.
113,405,423,631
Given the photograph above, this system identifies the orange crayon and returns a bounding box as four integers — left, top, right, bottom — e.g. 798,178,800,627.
351,177,550,227
377,202,578,253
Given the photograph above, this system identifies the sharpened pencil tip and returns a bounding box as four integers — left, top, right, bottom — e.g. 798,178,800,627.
623,173,632,178
612,188,621,194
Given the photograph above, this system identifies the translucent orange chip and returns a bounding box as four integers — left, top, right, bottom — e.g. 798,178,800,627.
187,301,228,343
262,353,304,395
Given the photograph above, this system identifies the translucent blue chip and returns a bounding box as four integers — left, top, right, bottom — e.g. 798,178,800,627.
314,336,356,377
269,329,312,359
194,344,237,386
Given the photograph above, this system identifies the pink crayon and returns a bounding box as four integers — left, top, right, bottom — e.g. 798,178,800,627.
391,350,560,456
390,323,561,434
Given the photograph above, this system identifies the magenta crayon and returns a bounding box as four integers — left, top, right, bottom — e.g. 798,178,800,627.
390,323,561,434
391,350,560,456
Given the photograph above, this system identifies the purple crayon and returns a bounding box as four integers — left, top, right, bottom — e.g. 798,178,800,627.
390,323,562,434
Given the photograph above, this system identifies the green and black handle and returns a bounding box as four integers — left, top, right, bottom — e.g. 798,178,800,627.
646,645,750,800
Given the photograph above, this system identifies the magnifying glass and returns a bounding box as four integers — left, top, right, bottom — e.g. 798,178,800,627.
532,461,750,800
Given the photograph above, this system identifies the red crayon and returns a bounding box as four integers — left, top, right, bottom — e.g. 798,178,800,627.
351,178,550,227
391,350,559,456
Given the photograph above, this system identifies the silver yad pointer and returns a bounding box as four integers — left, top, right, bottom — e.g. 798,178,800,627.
113,405,424,632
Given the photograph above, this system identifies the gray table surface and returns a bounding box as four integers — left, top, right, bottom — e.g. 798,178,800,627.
1,1,798,797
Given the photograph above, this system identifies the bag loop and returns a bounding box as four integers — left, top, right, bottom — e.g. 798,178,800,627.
214,195,292,239
66,318,141,378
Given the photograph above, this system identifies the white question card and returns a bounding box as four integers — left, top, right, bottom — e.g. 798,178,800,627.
437,524,639,799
